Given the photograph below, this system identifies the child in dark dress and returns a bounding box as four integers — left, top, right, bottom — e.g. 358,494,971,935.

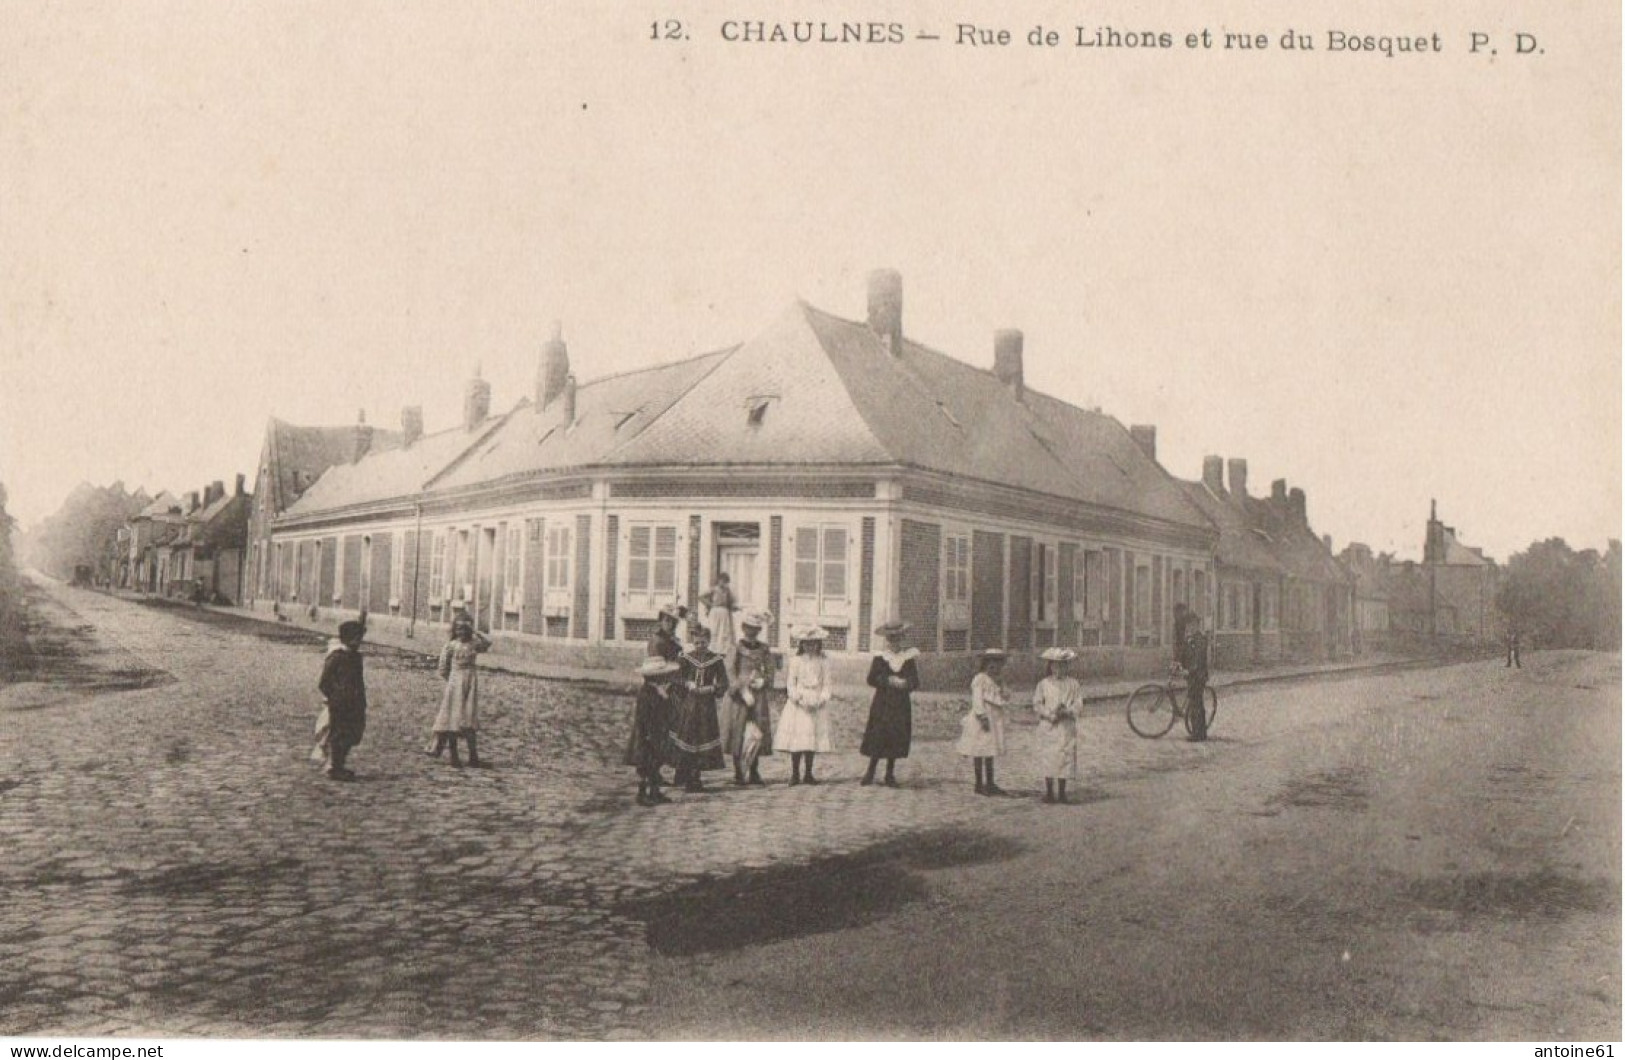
318,619,368,781
626,657,679,805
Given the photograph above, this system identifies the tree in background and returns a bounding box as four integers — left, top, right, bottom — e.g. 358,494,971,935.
0,481,22,671
18,482,150,583
1496,537,1622,650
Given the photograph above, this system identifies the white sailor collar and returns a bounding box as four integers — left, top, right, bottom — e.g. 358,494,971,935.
878,647,919,670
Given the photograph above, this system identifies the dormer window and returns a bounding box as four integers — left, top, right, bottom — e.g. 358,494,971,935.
615,411,638,431
746,397,775,427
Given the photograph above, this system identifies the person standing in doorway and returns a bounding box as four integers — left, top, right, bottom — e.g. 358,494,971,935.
704,572,737,658
429,610,492,768
777,626,832,785
861,621,919,788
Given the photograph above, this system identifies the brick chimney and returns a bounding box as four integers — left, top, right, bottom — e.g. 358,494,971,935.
234,473,246,496
185,491,200,514
1289,487,1307,526
352,409,374,463
993,329,1025,402
401,406,424,448
867,269,903,357
1202,455,1224,492
1227,458,1248,497
1129,425,1157,462
1322,533,1333,552
464,366,491,430
207,480,225,505
1271,479,1288,504
560,374,577,424
539,321,570,409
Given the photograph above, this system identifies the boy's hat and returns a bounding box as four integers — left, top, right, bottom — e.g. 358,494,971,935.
337,619,366,641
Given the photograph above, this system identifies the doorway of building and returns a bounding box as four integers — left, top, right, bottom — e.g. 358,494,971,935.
713,522,764,617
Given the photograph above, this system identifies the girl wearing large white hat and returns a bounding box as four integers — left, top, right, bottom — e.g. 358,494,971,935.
1033,647,1082,804
776,625,832,784
722,610,776,786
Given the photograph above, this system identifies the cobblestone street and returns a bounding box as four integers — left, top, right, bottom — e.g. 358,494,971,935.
2,580,1618,1040
0,580,1158,1039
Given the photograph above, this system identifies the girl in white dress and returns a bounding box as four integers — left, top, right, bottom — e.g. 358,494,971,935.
956,648,1009,796
1033,647,1081,804
775,626,832,785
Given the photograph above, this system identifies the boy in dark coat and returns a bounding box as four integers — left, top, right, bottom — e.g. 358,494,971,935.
626,657,679,805
1181,615,1211,742
318,619,368,780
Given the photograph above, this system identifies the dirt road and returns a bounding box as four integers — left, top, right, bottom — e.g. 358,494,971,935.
646,652,1621,1040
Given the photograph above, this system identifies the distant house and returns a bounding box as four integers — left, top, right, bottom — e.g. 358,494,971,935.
260,271,1220,681
1177,456,1354,664
1337,542,1391,652
171,477,252,603
127,491,187,593
1385,501,1500,645
241,415,401,610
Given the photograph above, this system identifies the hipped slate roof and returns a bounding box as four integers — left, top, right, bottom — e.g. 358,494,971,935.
287,421,506,517
279,299,1215,535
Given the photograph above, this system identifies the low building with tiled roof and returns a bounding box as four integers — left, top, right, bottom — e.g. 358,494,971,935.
242,414,401,610
1385,500,1500,644
263,272,1222,681
1176,455,1355,664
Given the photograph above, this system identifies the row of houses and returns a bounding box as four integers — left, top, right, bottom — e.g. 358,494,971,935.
116,478,251,602
210,270,1501,683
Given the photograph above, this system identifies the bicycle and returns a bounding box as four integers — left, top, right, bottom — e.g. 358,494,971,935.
1126,665,1218,738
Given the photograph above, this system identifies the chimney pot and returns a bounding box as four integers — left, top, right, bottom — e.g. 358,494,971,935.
234,473,246,496
1271,478,1288,503
1129,425,1158,462
464,367,492,430
866,269,904,357
401,406,424,447
993,329,1026,402
539,322,571,408
1227,458,1248,498
1202,455,1224,491
186,491,200,514
1289,486,1307,525
1322,533,1333,551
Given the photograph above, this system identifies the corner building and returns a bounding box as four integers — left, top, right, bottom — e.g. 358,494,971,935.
264,272,1219,685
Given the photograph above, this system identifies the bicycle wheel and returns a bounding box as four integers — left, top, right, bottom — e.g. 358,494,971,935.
1203,686,1218,731
1126,684,1177,738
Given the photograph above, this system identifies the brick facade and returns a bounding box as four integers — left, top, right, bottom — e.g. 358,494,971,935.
898,519,941,651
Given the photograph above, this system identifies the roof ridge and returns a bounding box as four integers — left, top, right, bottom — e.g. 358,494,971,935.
596,342,741,462
574,344,738,392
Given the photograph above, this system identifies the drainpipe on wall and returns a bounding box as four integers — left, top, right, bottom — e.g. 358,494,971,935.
408,504,423,639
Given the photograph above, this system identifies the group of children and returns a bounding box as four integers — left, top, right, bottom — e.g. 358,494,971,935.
313,599,1195,802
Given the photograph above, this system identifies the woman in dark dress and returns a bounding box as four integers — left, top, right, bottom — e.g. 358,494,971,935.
669,623,729,792
861,621,919,787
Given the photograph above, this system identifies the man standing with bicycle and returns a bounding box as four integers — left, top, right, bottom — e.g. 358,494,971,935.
1181,613,1211,742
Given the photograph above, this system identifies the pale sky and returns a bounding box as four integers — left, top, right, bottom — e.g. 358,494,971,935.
2,1,1618,563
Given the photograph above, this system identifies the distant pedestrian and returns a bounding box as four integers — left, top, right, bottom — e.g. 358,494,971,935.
648,602,687,662
429,610,492,768
861,621,919,788
704,573,737,657
1033,647,1081,804
1506,628,1522,669
626,657,679,806
317,619,368,782
670,623,728,792
957,648,1009,795
777,625,833,784
722,611,776,786
1181,614,1211,742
